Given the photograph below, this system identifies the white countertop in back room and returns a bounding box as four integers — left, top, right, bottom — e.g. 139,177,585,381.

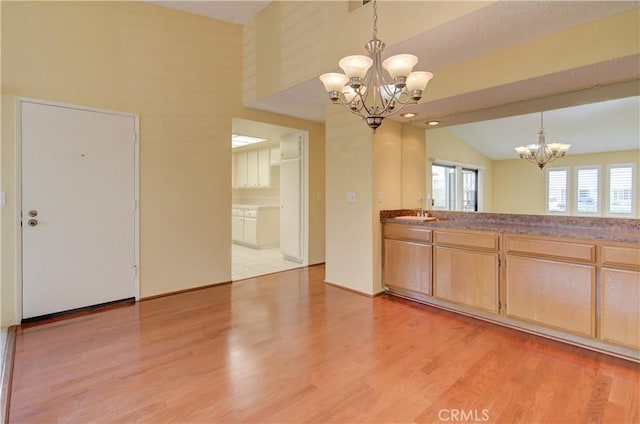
232,204,280,209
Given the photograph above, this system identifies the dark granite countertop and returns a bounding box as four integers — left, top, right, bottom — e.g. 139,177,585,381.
381,210,640,244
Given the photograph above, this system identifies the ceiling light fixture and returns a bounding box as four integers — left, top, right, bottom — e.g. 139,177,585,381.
401,112,417,118
427,120,440,126
514,112,570,170
318,0,433,132
231,134,267,149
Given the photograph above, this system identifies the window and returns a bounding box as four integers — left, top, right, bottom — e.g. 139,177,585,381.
462,168,478,212
431,163,480,212
547,167,568,214
576,166,599,214
432,164,456,210
607,164,636,216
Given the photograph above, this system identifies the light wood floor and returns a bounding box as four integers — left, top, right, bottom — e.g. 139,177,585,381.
9,265,640,423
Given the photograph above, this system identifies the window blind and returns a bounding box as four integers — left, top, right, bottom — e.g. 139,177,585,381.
547,168,568,213
576,167,599,213
608,165,634,214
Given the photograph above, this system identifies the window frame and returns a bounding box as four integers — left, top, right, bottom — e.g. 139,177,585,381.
606,163,637,217
546,166,570,215
574,165,601,216
430,160,483,212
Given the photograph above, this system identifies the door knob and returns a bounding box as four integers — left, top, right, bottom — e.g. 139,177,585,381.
28,209,38,217
27,219,38,227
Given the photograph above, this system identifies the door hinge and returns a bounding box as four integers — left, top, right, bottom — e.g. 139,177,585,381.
133,199,138,211
133,132,138,144
132,265,138,277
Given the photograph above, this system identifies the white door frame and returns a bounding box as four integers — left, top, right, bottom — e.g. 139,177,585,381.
14,97,140,321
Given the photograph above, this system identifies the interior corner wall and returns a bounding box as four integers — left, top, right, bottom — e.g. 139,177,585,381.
401,125,427,210
325,106,374,295
0,1,243,324
372,119,403,293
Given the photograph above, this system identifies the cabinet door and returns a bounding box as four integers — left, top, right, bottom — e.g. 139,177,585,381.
258,148,271,187
235,153,248,188
231,216,244,242
601,267,640,349
505,255,595,337
384,239,432,295
243,217,257,245
270,147,281,165
434,246,498,313
247,150,259,187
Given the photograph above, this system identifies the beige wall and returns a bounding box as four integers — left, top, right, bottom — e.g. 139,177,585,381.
425,127,494,211
325,106,375,294
401,125,427,210
492,150,640,216
0,1,325,326
244,1,492,104
372,120,403,293
245,3,638,106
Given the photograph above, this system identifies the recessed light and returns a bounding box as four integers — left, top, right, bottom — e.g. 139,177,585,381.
426,120,440,126
401,112,417,118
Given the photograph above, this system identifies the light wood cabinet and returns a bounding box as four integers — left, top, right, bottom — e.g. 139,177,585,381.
382,222,640,360
382,224,432,296
505,234,597,337
432,229,499,313
599,242,640,350
601,267,640,349
384,239,432,295
506,255,595,337
434,246,499,313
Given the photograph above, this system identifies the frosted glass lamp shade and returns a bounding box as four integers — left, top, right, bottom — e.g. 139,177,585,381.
338,55,373,78
319,73,349,92
342,85,366,103
342,86,357,103
379,84,397,102
382,54,418,78
515,146,530,157
406,71,433,91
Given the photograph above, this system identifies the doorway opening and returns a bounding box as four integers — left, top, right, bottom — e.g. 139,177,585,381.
231,118,308,281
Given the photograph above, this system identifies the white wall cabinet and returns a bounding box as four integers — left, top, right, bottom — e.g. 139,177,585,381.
233,147,272,188
232,206,279,249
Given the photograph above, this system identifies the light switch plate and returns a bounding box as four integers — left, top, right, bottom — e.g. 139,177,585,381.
347,192,356,202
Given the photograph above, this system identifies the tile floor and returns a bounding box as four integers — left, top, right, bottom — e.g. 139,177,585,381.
232,244,302,281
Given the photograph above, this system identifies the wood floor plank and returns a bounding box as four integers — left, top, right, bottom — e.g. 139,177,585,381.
8,265,640,423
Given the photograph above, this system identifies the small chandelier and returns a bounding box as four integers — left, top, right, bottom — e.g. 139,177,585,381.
514,112,571,170
318,0,433,132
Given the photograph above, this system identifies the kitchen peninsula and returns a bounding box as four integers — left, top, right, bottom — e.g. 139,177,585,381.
381,210,640,362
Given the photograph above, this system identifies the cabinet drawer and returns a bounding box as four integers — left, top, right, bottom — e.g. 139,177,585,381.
244,209,258,218
384,224,432,243
232,209,245,217
601,245,640,269
506,235,595,263
434,230,498,251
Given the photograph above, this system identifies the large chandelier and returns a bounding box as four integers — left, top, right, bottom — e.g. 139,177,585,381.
515,111,571,170
318,0,433,132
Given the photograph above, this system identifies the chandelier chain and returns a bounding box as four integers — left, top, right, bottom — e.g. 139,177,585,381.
372,0,378,40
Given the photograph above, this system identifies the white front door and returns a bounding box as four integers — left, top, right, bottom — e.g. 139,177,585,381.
20,100,137,320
